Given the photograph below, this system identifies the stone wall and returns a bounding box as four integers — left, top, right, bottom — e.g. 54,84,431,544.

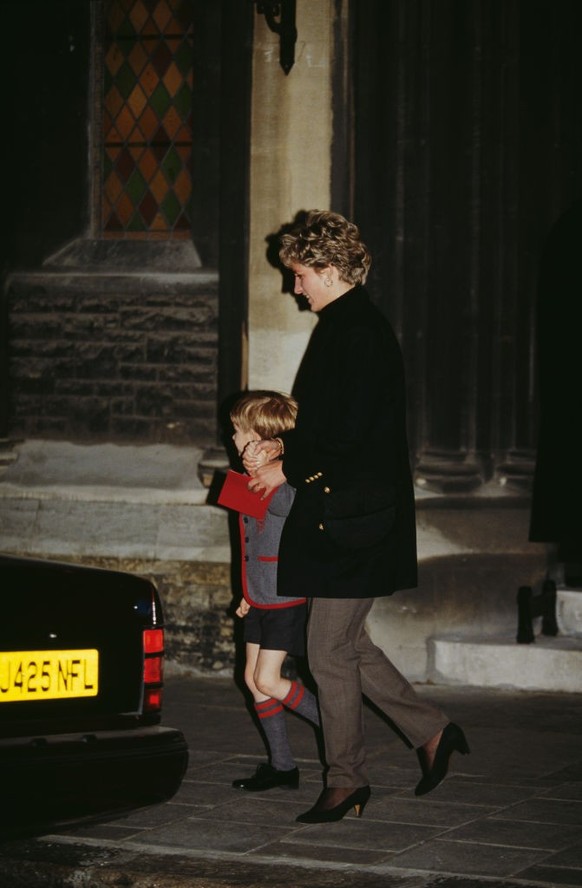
5,269,219,446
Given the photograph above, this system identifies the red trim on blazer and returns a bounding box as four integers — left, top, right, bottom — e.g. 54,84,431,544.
239,514,306,609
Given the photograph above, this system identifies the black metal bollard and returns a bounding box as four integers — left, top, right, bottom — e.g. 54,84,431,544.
516,580,558,644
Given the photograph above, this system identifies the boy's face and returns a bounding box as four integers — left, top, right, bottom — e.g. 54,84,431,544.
232,422,260,457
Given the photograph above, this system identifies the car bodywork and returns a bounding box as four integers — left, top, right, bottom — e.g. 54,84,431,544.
0,555,188,836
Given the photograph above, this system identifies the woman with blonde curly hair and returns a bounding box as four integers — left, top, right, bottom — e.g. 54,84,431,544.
245,210,469,823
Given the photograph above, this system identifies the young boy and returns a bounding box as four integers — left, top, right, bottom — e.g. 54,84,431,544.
228,390,320,791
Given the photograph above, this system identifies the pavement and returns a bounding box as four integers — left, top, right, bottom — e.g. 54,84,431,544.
0,674,581,888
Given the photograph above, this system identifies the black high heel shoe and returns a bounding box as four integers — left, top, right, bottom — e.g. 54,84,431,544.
415,722,470,796
296,785,371,823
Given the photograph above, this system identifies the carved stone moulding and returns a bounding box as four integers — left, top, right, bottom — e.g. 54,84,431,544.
414,450,485,494
494,450,536,493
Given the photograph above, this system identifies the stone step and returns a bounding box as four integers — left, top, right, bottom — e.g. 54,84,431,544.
0,492,230,562
429,634,582,693
0,439,230,562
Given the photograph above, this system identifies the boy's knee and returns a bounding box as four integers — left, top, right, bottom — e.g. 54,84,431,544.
254,675,271,697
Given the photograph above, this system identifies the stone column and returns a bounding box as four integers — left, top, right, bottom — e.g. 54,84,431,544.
247,0,335,393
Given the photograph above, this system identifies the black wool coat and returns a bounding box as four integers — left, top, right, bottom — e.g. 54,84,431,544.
277,285,417,599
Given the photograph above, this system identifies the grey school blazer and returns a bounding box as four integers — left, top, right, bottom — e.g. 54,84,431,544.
240,482,305,609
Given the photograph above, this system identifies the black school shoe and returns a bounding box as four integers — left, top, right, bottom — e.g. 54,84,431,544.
232,763,299,791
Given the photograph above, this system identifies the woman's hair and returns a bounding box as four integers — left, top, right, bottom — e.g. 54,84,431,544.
230,390,298,439
278,210,371,285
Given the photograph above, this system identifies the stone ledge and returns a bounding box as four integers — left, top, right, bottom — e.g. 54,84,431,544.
0,440,231,562
43,235,205,273
0,496,230,563
428,634,582,692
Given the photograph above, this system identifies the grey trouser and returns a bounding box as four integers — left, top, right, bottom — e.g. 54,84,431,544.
307,597,449,787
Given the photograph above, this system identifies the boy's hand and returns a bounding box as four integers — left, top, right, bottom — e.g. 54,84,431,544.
236,598,250,618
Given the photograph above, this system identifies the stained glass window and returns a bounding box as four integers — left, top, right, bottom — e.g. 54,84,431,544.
100,0,193,238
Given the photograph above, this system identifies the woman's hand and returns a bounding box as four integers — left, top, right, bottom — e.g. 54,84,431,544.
236,598,250,618
247,459,286,498
242,438,282,475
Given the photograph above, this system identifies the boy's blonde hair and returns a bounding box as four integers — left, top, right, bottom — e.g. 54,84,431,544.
230,390,298,440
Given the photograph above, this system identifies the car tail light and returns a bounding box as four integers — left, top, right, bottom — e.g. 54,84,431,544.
143,628,164,713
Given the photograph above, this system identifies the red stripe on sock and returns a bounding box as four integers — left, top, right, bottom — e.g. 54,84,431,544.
255,698,284,719
282,680,304,711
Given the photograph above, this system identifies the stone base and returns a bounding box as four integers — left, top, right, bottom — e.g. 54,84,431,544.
429,634,582,692
0,439,230,562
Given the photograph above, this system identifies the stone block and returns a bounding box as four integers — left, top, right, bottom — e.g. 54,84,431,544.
429,635,582,692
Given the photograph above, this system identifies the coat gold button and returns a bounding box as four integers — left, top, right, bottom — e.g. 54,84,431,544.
323,486,331,493
318,523,325,531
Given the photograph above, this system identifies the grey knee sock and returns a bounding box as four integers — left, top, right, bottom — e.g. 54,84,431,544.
255,698,295,771
282,680,320,727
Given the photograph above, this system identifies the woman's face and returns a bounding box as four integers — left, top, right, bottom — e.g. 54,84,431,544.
290,263,337,313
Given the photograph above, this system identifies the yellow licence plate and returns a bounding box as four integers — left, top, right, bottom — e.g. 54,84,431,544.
0,650,99,702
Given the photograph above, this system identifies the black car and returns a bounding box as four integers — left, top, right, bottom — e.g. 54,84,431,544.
0,555,188,837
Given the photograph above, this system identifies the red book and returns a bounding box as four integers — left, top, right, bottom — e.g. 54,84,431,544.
217,470,276,519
